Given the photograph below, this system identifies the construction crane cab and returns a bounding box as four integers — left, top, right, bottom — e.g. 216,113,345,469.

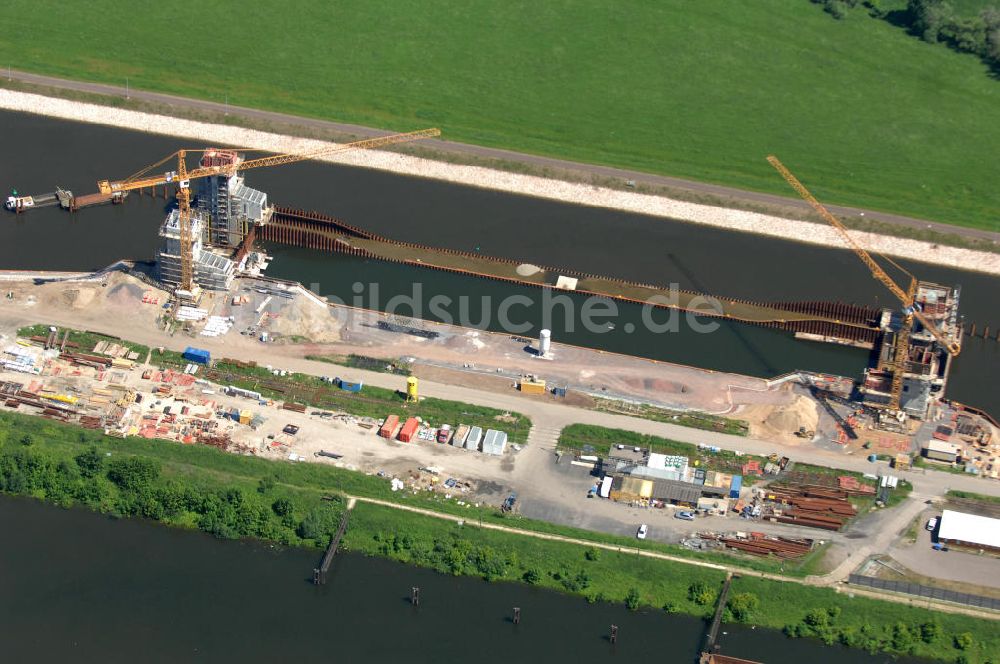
91,128,440,300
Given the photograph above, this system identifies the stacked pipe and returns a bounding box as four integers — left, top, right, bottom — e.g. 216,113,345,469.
719,535,814,559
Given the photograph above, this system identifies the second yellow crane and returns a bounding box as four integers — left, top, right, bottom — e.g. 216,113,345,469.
766,156,960,412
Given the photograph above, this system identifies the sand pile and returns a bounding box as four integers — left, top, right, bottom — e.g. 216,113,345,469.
763,395,819,434
738,393,820,441
270,297,343,343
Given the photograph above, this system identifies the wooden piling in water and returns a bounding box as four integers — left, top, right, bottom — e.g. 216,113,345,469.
411,586,420,606
513,607,520,624
610,624,618,644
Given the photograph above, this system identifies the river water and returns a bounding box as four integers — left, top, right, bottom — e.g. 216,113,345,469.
0,495,919,663
2,110,997,413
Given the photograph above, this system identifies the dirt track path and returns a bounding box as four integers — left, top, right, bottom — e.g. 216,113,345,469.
347,494,1000,620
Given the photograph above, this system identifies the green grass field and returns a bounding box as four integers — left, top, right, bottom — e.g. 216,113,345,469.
3,1,999,232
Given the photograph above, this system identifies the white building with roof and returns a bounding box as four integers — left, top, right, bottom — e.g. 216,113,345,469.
937,509,1000,552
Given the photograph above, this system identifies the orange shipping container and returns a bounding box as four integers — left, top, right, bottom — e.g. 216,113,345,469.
398,417,419,442
379,415,399,439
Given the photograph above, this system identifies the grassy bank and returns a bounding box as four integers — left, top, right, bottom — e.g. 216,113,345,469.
304,353,413,376
2,410,997,661
558,423,768,478
342,502,999,663
592,399,749,437
0,409,345,549
731,576,1000,663
342,501,726,611
946,490,1000,505
4,1,999,231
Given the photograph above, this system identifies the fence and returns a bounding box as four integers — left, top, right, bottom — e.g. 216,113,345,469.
849,574,1000,610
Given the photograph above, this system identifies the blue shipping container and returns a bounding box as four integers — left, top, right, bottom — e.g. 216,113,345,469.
729,475,743,499
338,380,363,393
182,347,211,364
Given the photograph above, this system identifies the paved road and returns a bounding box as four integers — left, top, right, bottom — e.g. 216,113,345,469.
5,69,998,244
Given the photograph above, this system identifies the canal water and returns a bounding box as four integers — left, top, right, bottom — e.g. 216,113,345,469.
0,495,918,664
0,109,996,414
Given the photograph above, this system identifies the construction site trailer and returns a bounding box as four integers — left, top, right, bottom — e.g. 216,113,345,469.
482,429,508,455
466,426,483,451
336,378,363,393
599,475,613,498
398,417,419,443
922,439,961,463
519,377,546,394
182,347,211,365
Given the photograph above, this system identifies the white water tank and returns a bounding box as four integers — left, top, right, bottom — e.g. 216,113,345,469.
539,329,551,356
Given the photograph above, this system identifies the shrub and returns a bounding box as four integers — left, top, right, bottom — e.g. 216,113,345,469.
106,456,160,491
726,592,760,623
624,587,641,611
74,446,103,478
688,580,717,606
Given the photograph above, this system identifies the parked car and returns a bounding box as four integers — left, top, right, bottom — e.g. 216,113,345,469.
675,511,695,521
926,517,938,531
636,524,648,539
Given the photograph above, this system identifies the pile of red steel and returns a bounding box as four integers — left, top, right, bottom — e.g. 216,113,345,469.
703,532,815,558
281,401,307,413
61,352,112,369
763,477,872,531
198,433,233,450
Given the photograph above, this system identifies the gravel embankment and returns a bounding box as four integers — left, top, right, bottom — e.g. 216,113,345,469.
2,89,997,276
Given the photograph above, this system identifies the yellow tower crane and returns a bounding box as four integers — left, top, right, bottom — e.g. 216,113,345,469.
95,128,441,295
766,156,960,412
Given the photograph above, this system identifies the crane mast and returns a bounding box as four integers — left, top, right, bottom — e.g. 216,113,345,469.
766,156,960,413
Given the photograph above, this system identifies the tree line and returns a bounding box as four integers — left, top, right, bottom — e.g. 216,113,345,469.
812,0,1000,71
0,440,344,547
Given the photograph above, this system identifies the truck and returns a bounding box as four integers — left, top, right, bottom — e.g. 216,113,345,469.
436,424,453,444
